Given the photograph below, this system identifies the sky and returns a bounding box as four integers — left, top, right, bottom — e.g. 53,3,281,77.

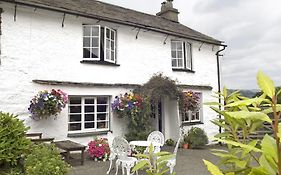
101,0,281,89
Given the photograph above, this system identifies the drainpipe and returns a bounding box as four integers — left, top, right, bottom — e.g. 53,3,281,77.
0,8,2,65
216,45,227,134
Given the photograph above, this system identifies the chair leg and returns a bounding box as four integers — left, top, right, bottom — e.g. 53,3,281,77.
170,165,174,174
107,159,113,174
115,160,120,175
126,167,130,175
122,164,125,175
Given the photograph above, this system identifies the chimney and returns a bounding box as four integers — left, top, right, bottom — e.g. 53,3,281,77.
156,0,179,22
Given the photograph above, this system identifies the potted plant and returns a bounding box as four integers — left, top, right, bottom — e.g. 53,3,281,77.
165,138,175,146
28,89,68,120
182,135,189,149
87,138,110,161
182,90,200,113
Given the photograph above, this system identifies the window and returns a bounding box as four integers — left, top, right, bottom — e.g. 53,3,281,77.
182,92,202,123
68,96,110,133
171,40,192,70
83,25,116,63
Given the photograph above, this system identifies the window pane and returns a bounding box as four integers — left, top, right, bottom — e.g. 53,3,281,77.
171,51,176,58
97,113,107,121
111,41,114,50
92,27,99,36
70,106,81,113
83,48,90,58
91,48,99,58
70,98,81,104
106,28,110,38
177,42,182,50
106,39,110,49
83,26,91,36
171,42,176,50
111,30,114,40
177,51,182,58
97,105,107,112
69,123,81,131
91,38,98,47
85,99,95,104
69,114,81,122
97,122,108,129
85,122,94,129
178,59,183,67
172,59,177,67
85,114,94,121
111,51,115,61
106,49,110,60
83,37,90,47
97,97,108,104
85,106,94,113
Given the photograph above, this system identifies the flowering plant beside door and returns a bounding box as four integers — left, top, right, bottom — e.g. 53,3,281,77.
111,92,144,117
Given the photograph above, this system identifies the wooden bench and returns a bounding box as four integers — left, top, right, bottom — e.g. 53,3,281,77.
54,140,86,165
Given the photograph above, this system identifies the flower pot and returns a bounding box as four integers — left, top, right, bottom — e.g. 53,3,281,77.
182,143,189,149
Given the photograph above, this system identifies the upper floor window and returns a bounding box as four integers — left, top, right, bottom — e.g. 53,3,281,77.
83,25,116,63
68,96,110,133
171,40,192,70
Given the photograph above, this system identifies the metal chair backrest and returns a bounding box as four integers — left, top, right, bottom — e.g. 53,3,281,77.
107,132,115,147
112,136,131,158
147,131,165,146
173,137,181,155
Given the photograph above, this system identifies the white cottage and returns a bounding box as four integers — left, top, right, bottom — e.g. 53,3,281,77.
0,0,226,144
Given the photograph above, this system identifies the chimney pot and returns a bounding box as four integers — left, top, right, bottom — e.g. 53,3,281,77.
157,0,179,22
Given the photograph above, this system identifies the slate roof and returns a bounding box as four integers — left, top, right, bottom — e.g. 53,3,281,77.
1,0,223,45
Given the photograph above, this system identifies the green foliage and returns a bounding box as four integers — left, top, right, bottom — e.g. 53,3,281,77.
165,139,175,146
204,71,281,175
135,73,183,104
24,144,69,175
0,166,24,175
184,127,208,149
132,144,175,175
0,112,31,166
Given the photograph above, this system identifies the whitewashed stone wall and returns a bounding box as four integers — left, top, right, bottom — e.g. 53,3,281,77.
0,3,221,144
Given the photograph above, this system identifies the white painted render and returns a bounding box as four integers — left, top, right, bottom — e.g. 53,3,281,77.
0,3,221,145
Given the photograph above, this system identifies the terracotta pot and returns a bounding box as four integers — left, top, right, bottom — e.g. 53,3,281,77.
182,143,189,149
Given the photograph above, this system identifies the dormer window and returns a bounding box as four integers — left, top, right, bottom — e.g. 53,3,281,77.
83,25,116,64
171,40,192,71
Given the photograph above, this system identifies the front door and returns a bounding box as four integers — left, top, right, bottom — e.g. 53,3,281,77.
153,100,164,133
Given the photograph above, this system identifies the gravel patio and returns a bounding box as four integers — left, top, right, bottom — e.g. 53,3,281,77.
69,145,222,175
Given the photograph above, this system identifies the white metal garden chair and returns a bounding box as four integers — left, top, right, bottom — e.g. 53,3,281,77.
147,131,165,153
106,131,116,174
112,136,138,175
166,137,181,174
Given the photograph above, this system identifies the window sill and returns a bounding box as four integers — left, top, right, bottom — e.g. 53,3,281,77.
67,130,110,138
182,121,203,126
172,68,195,73
80,60,120,66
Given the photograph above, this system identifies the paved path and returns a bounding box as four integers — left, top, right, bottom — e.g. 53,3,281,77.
69,145,221,175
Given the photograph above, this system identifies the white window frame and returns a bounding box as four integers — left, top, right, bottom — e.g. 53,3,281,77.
171,40,184,69
171,40,193,70
104,27,116,63
68,96,110,134
185,42,192,70
83,25,101,60
182,92,202,123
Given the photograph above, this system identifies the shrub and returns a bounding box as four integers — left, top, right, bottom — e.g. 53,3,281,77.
0,112,31,166
24,144,69,175
184,127,208,149
165,138,175,146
